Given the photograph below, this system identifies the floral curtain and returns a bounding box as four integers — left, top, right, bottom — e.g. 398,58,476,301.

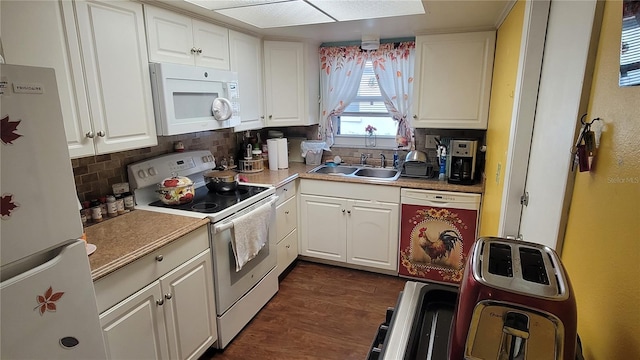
318,46,368,147
370,42,415,148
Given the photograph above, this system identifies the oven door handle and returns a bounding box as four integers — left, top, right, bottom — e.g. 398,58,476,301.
213,195,278,233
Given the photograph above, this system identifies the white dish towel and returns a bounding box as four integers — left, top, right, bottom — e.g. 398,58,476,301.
230,199,275,272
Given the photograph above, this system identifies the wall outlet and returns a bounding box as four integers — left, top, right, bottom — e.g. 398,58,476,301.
425,135,440,148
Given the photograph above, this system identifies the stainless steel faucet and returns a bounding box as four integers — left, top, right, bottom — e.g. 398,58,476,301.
360,153,369,165
380,153,386,168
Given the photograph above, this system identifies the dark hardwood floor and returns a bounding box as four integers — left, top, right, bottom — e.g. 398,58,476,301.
201,260,407,360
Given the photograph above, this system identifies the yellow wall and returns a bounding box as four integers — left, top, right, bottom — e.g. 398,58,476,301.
478,0,525,236
561,1,640,359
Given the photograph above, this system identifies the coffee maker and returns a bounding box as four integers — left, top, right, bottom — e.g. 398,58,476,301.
448,139,478,185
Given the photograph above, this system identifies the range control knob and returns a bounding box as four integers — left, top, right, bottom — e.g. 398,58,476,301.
148,167,157,176
202,156,209,163
137,169,146,178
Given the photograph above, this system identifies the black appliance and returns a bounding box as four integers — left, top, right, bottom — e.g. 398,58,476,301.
448,139,478,185
149,184,269,213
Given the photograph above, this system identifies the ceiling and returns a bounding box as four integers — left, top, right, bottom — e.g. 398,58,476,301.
150,0,515,44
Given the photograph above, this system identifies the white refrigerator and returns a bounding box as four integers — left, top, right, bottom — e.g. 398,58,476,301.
0,64,107,359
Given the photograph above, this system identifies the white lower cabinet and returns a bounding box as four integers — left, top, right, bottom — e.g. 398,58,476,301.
100,281,169,360
275,180,298,275
299,180,400,272
95,226,216,360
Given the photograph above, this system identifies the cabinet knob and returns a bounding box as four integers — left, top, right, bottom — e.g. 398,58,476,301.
413,114,418,119
85,131,95,139
155,255,163,262
97,130,106,137
164,293,172,300
347,210,351,214
260,116,265,119
286,244,290,249
269,115,272,119
285,210,289,215
191,47,198,54
156,298,164,306
342,209,345,213
197,48,203,54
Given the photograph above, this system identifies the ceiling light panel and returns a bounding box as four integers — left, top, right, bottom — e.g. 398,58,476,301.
216,1,335,28
184,0,289,11
307,0,425,22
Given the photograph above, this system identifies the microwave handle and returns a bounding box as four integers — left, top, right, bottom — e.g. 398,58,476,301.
212,97,233,121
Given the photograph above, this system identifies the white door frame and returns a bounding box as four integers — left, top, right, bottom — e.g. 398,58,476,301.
499,0,551,238
500,0,603,251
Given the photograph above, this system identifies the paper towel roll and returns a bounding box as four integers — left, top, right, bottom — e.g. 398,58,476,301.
267,139,279,171
277,138,288,169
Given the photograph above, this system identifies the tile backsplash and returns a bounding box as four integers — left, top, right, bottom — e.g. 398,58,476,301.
72,125,319,202
72,125,486,202
72,130,235,202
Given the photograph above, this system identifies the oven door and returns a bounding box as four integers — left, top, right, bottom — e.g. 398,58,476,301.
210,195,277,315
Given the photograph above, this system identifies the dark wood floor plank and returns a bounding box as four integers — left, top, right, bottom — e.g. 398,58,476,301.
202,261,406,360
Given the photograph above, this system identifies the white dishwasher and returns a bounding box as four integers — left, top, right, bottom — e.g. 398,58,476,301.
398,188,481,285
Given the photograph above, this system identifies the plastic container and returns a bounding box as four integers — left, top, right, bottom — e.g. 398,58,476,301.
301,140,328,165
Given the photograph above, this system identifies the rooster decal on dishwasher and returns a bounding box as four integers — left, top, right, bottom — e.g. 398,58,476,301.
418,229,461,262
410,220,464,270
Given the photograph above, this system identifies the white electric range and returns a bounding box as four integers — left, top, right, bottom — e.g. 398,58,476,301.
127,150,278,349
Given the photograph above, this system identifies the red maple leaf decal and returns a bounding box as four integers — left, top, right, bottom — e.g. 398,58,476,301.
34,286,64,315
1,194,19,219
1,115,23,145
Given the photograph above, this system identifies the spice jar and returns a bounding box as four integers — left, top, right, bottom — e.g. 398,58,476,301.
106,195,118,217
98,196,108,217
115,194,125,215
90,199,103,223
80,210,88,226
123,192,135,211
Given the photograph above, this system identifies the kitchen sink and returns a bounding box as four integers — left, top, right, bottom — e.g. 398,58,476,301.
311,165,359,175
353,168,400,179
309,164,400,181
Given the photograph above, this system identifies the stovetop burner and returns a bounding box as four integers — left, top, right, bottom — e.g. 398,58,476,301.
217,188,248,196
190,202,219,213
149,184,269,213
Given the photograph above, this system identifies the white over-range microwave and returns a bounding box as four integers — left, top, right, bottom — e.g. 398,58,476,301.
149,62,240,136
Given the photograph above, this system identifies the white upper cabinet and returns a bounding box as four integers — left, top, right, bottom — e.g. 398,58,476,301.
412,31,496,129
73,0,158,156
1,0,157,158
263,41,319,127
144,5,230,70
230,30,264,132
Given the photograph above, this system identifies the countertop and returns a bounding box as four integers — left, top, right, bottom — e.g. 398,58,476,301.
86,210,209,281
239,161,484,193
86,162,481,281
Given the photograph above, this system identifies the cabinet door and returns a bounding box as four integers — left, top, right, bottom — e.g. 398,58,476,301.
347,200,399,271
1,0,94,158
144,5,195,66
276,195,298,241
230,30,264,131
160,250,217,360
412,31,495,129
193,20,230,69
263,41,305,127
299,194,347,261
100,281,169,360
75,0,158,155
277,228,299,275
